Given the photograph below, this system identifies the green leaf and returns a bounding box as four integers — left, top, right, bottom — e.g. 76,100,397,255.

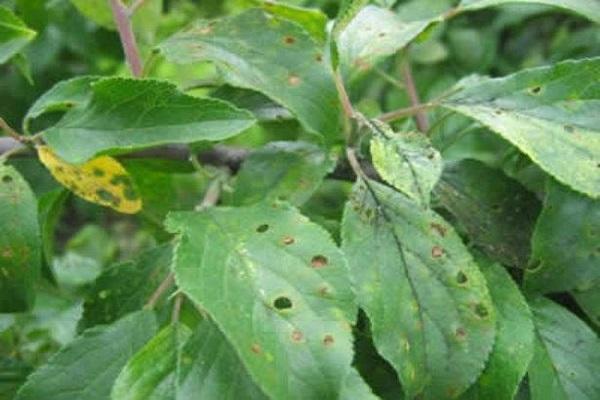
341,179,496,399
441,58,600,198
166,204,358,399
337,6,432,72
23,76,100,134
459,0,600,24
159,9,342,141
112,324,191,400
212,86,294,122
0,5,36,64
38,188,68,270
178,318,268,399
0,164,40,313
528,297,600,400
16,310,158,400
524,180,600,293
332,0,370,38
436,160,540,267
80,245,172,330
122,159,209,228
461,261,534,400
42,78,256,163
368,119,442,206
69,0,115,30
231,141,336,206
260,1,328,44
572,285,600,327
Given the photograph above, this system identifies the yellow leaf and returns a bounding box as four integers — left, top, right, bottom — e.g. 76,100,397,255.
37,146,142,214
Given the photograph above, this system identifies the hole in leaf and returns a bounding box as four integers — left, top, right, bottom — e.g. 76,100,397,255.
530,86,541,94
323,334,334,346
256,224,269,233
282,236,295,245
273,296,293,310
456,271,468,284
431,246,444,258
311,255,328,268
474,303,489,318
2,175,12,183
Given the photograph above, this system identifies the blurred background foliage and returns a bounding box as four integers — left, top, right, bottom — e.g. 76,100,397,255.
0,0,598,397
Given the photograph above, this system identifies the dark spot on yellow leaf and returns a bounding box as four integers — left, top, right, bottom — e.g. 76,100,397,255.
93,168,105,177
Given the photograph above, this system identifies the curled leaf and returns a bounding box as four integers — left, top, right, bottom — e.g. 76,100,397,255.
37,146,142,214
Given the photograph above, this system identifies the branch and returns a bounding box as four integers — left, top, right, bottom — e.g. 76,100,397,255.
109,0,143,77
377,103,436,124
400,60,429,133
0,118,24,142
144,272,175,309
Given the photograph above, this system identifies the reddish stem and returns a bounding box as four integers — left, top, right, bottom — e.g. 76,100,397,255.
109,0,143,77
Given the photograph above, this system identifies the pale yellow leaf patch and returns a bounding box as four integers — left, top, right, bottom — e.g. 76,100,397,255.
36,146,142,214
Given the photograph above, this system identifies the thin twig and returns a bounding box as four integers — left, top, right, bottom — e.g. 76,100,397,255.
196,176,223,210
0,118,24,142
377,103,436,124
346,147,368,181
373,67,405,91
400,60,429,133
171,294,184,324
334,70,354,120
145,272,175,309
109,0,143,77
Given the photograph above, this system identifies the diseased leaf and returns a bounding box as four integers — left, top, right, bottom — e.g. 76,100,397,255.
260,1,328,43
368,119,442,206
461,261,534,400
459,0,600,24
15,311,158,400
525,180,600,293
80,245,172,330
341,179,496,399
42,78,256,163
332,0,370,38
442,58,600,198
178,318,268,399
112,325,191,400
37,145,142,214
0,5,36,64
159,9,342,141
0,164,40,312
436,160,540,267
23,76,99,134
231,141,336,206
166,204,359,399
337,6,432,72
528,297,600,400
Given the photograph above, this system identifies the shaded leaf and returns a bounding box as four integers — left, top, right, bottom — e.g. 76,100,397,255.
80,244,172,330
442,58,600,198
232,141,336,206
177,318,268,399
260,1,328,43
461,261,534,400
159,9,341,141
341,179,496,399
368,119,442,206
572,285,600,327
525,180,600,293
0,5,36,64
37,188,68,268
16,310,158,400
112,325,191,400
37,145,143,214
0,164,40,313
459,0,600,24
436,160,540,267
528,297,600,400
166,204,359,399
42,78,256,163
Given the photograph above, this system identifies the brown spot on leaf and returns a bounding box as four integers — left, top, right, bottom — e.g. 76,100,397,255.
431,246,444,258
311,255,328,268
282,236,295,245
287,74,301,86
251,343,262,354
323,334,334,346
283,36,296,45
315,54,323,62
455,327,467,339
430,223,447,237
291,330,303,342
